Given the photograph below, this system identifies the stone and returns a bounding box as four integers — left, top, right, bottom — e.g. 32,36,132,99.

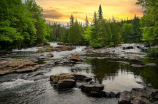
82,77,92,82
128,55,141,61
73,74,86,81
0,59,39,75
123,46,133,50
71,55,81,61
118,91,131,104
130,64,147,68
146,63,156,66
81,83,104,92
50,75,60,84
46,53,54,57
59,74,75,80
153,101,158,104
131,97,151,104
57,79,76,89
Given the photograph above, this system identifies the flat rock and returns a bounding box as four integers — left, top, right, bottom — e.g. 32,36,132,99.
57,79,76,90
128,55,141,61
81,83,104,92
130,64,147,68
73,74,86,81
146,63,156,66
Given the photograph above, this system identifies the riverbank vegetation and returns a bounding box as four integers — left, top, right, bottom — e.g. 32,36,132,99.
0,0,158,49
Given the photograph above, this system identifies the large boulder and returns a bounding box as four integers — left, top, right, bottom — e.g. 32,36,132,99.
81,83,104,92
57,79,76,89
118,91,131,104
128,55,141,61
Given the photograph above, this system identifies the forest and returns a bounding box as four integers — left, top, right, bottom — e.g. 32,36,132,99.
0,0,158,49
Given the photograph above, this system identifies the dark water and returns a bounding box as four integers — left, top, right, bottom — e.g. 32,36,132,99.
0,43,158,104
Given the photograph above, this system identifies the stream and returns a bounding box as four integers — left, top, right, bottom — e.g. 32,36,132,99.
0,43,158,104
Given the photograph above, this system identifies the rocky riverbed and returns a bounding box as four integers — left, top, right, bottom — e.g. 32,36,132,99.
0,42,158,104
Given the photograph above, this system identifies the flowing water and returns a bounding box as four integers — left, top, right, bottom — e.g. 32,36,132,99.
0,43,158,104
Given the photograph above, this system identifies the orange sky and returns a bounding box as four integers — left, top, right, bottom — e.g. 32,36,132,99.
28,0,144,24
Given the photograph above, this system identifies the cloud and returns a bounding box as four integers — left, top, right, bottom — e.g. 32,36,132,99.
42,9,69,19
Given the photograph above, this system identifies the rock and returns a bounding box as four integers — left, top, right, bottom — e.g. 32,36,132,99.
71,55,81,61
57,79,76,90
153,101,158,104
50,75,60,84
123,46,133,50
90,91,103,97
57,42,64,45
38,56,46,60
82,77,92,82
46,53,54,57
81,83,104,92
128,55,141,61
118,91,131,104
130,64,147,68
73,74,86,81
149,58,156,60
131,97,151,104
0,59,39,75
59,74,75,80
115,92,121,98
146,63,156,66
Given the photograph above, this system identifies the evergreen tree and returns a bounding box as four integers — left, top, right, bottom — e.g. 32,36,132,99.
98,5,103,19
85,15,89,28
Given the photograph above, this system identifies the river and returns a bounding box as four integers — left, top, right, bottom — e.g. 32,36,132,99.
0,43,158,104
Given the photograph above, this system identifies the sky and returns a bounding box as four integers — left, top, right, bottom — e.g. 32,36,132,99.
22,0,144,24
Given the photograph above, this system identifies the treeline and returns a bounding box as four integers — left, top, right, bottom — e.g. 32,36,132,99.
0,0,51,49
49,5,142,48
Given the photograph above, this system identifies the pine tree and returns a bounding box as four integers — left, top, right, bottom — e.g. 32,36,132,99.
85,15,89,28
98,5,103,19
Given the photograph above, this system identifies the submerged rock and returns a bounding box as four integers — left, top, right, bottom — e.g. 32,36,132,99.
130,64,147,68
128,55,141,61
146,63,157,66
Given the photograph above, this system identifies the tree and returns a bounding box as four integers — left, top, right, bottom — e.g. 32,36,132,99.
85,15,89,28
98,5,103,20
136,0,158,45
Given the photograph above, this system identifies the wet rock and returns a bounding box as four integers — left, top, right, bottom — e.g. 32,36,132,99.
82,77,92,82
153,101,158,104
128,55,141,61
57,42,64,45
118,88,158,104
59,74,75,80
73,74,86,81
149,58,156,60
90,91,103,97
130,64,147,68
0,59,39,75
146,63,156,66
38,56,47,60
50,75,60,84
118,91,131,104
81,83,104,92
57,79,76,90
46,53,54,57
71,54,81,61
131,97,151,104
123,46,133,50
115,92,121,98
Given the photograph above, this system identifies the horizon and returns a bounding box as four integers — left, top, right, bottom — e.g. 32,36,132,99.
22,0,144,24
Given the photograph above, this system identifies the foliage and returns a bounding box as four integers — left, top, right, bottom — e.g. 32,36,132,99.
0,0,51,49
136,0,158,45
147,47,158,57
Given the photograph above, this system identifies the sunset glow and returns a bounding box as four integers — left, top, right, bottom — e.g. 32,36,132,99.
25,0,144,24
